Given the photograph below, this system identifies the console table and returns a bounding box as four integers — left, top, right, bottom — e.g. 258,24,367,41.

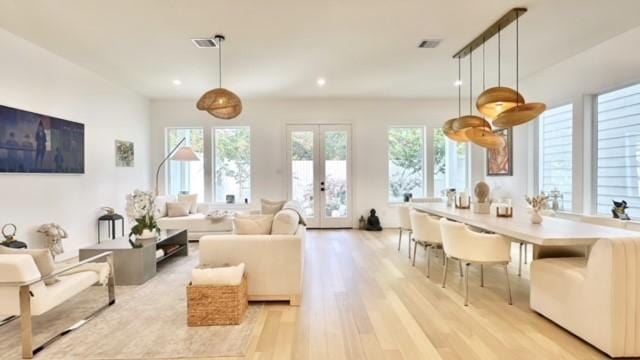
79,229,188,285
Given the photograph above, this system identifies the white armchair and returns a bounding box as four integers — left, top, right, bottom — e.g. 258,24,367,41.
397,205,412,259
0,252,115,359
439,218,512,306
531,237,640,358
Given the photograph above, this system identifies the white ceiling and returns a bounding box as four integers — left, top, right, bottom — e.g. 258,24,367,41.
1,0,639,100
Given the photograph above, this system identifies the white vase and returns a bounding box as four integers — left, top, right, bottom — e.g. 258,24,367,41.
137,229,156,239
530,209,543,224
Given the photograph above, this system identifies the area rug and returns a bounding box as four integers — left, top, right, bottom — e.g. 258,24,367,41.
0,247,262,359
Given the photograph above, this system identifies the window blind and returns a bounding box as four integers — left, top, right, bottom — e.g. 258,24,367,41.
539,104,573,210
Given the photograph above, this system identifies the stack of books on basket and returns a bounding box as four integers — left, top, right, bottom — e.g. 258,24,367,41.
187,263,247,326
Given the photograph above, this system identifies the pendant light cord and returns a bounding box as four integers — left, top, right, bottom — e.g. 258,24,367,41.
498,25,501,87
458,57,461,118
516,13,520,105
218,38,222,88
482,37,486,91
469,47,473,114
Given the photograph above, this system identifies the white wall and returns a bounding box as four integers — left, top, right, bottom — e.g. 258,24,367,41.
151,98,460,227
0,29,151,260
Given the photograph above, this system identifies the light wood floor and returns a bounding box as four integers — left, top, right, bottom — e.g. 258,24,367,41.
237,229,608,360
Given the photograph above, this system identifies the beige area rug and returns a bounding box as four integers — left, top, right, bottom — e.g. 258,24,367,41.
0,247,262,359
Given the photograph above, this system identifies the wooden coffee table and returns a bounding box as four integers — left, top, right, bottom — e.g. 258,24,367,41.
79,229,188,285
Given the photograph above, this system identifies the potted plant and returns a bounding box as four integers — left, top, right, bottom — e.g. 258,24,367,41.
125,190,158,245
525,195,548,224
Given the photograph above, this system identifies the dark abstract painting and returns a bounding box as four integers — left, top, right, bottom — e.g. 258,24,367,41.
0,104,84,174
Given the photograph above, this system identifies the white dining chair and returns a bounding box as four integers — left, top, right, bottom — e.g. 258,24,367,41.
410,210,463,278
397,205,412,258
439,218,513,306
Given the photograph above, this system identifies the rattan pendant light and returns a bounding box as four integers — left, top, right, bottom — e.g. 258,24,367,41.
197,35,243,119
493,16,545,128
475,25,524,120
443,58,469,142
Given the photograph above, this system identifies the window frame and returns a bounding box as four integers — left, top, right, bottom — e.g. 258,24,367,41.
164,127,205,201
211,125,253,205
536,102,574,212
387,125,427,204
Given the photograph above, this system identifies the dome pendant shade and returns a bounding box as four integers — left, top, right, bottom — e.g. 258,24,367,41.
196,88,243,119
492,102,546,128
443,118,469,142
476,86,525,120
452,115,491,132
465,127,505,149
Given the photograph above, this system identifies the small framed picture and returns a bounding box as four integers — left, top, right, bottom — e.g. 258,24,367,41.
486,128,513,176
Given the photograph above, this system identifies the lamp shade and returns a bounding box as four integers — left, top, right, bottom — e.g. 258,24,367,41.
476,86,525,120
492,102,546,128
443,118,469,142
170,146,200,161
465,127,505,149
196,88,243,119
452,116,491,132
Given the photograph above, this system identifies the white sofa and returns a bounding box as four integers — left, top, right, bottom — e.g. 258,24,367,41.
155,198,235,240
530,237,640,358
0,252,115,358
199,205,305,306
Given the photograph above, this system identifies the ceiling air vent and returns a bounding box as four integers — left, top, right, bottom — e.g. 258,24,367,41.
418,39,442,49
191,38,220,49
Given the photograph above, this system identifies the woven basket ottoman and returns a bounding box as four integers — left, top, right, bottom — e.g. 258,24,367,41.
187,274,248,326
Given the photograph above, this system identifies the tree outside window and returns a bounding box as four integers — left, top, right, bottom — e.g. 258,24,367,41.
388,127,425,202
214,127,251,203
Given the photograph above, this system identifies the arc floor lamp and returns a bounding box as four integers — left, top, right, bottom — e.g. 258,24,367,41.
154,137,200,195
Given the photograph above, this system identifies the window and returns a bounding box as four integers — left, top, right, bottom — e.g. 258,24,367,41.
596,83,640,217
433,128,468,196
538,104,573,211
388,127,425,202
166,128,204,201
213,127,251,203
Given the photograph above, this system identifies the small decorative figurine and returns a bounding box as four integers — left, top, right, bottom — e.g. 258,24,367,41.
37,223,68,258
472,181,491,213
365,209,383,231
358,215,366,230
612,200,631,220
403,193,413,202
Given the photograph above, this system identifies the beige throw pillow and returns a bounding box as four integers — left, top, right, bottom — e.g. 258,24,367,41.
233,215,273,235
271,209,300,234
166,202,190,217
261,199,286,215
0,247,58,285
178,194,198,214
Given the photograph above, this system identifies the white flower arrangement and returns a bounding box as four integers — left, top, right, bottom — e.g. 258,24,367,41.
125,190,158,237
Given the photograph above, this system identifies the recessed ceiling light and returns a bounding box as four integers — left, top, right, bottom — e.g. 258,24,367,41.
172,79,182,86
454,80,462,87
316,78,326,87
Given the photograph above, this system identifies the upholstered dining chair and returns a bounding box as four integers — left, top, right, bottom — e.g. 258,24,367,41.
439,218,512,306
397,205,413,258
410,210,442,276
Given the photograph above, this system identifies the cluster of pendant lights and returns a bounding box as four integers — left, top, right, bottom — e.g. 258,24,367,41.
197,35,243,120
443,10,546,149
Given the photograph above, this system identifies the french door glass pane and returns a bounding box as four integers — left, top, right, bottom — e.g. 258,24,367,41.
213,127,251,204
291,131,315,217
324,131,348,218
166,128,204,201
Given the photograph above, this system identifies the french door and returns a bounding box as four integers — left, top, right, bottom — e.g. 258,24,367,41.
286,124,352,228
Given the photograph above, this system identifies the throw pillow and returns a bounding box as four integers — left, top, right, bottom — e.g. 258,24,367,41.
178,194,198,214
233,215,273,235
261,199,286,215
166,202,190,217
154,195,172,218
271,209,300,234
0,247,58,285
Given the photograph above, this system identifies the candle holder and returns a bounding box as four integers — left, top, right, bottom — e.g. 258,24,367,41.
496,206,513,218
455,196,471,209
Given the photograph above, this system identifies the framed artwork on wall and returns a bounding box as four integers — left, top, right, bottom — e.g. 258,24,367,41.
0,104,84,174
115,140,134,167
486,127,513,176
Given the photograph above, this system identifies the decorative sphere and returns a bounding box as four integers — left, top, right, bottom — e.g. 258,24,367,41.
474,181,490,203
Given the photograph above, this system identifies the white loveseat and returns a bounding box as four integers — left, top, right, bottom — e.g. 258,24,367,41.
199,204,305,305
530,237,640,358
